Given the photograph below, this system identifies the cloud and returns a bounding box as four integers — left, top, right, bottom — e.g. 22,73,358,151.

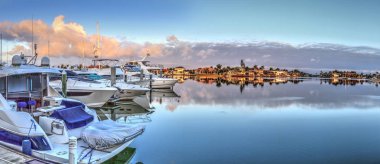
196,49,216,59
8,45,28,54
262,54,271,58
1,15,380,72
166,35,179,43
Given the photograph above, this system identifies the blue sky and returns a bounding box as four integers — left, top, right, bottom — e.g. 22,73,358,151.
1,0,380,47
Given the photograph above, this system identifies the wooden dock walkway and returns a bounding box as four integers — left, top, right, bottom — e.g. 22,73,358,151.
0,145,52,164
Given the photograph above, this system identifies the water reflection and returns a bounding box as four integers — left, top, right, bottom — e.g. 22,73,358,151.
128,79,380,164
148,89,181,112
320,78,369,86
164,78,380,110
96,96,154,123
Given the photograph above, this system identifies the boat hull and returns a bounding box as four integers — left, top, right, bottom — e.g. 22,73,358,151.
53,88,116,107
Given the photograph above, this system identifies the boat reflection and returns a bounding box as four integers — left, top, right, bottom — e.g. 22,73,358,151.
148,89,180,103
95,95,154,123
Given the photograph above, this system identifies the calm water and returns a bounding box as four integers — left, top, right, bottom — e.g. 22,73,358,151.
127,79,380,164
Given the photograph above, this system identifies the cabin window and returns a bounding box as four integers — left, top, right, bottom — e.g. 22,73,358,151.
0,77,5,95
0,130,51,151
7,76,28,93
66,91,93,96
1,74,48,99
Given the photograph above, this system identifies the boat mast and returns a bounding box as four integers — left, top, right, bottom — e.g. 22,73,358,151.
97,21,100,59
6,45,8,64
47,34,50,57
82,39,85,68
28,16,38,64
32,16,33,58
96,21,101,69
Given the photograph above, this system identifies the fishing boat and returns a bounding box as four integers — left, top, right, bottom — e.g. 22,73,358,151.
0,56,144,163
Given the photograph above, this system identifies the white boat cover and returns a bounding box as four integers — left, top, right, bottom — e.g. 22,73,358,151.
81,120,144,150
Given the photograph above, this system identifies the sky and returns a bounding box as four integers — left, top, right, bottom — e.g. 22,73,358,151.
0,0,380,71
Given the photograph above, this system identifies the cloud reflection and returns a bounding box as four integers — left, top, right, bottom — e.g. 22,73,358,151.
154,79,380,111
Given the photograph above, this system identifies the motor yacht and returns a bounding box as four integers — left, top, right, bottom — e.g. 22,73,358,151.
125,55,178,89
49,76,117,108
0,56,144,163
74,69,150,99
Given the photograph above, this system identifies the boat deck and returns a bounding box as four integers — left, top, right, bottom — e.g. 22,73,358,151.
0,145,51,164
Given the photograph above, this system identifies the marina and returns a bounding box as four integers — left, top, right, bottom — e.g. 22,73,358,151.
0,56,153,163
1,0,380,163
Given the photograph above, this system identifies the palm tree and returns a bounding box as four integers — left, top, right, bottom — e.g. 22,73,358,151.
216,64,222,74
240,59,245,68
253,65,258,70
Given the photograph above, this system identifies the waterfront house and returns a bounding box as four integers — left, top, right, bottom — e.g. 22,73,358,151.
173,66,185,75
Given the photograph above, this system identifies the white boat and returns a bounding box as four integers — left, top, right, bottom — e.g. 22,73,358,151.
0,57,144,163
74,69,150,99
125,55,178,89
50,77,117,108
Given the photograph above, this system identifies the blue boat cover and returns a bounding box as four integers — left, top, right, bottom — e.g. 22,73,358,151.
61,100,85,109
51,101,93,129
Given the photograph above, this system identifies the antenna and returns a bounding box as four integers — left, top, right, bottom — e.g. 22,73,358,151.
95,21,101,59
47,31,50,57
6,45,8,64
96,21,101,69
27,16,37,64
32,16,34,58
47,40,50,57
1,33,2,64
97,21,100,50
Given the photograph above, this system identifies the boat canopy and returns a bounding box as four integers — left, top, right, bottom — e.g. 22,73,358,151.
50,100,94,129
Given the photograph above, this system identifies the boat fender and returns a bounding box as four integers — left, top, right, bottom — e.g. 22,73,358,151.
22,139,32,155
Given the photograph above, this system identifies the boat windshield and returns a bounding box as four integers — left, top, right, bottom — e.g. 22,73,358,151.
124,65,141,72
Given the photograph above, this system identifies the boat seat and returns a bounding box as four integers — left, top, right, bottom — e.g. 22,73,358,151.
17,102,27,112
50,106,94,129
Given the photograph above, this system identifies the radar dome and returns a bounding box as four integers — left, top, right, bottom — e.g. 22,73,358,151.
41,57,50,67
11,55,22,66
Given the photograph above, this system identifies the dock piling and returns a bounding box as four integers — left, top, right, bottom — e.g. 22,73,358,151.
69,136,77,164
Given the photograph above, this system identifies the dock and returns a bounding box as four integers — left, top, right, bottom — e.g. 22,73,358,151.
0,145,52,164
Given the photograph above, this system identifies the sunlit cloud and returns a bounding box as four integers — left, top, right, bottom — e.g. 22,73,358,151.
0,15,164,58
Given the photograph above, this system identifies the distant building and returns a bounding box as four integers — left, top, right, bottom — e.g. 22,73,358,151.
331,72,340,78
271,70,289,77
173,66,185,75
195,67,216,74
